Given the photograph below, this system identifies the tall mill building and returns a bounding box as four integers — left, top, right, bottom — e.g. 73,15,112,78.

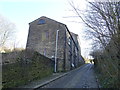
26,16,84,71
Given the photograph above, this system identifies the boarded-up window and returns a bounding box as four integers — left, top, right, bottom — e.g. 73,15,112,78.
42,31,49,41
46,31,49,39
42,32,46,41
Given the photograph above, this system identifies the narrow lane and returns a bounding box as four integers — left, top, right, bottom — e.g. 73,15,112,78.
40,64,98,88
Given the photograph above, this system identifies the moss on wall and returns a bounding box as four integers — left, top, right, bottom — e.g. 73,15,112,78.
2,49,54,88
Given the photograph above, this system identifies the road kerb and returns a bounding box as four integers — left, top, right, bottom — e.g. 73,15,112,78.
33,73,68,89
34,64,87,89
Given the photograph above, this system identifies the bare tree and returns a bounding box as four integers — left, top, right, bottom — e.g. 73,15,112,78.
69,0,120,59
69,0,119,49
69,0,120,88
0,15,16,50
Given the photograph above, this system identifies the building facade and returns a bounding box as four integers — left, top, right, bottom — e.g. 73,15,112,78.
26,16,84,71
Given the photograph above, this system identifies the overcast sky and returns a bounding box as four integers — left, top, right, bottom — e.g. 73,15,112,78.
0,0,92,58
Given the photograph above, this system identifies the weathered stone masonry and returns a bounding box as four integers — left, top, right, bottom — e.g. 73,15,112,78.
26,16,84,71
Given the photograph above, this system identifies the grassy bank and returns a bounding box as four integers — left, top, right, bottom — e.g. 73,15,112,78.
2,50,54,88
94,58,119,88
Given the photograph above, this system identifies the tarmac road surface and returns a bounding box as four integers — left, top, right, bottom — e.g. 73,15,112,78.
39,64,98,88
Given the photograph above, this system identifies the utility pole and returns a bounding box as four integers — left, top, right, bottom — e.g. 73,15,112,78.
54,30,59,73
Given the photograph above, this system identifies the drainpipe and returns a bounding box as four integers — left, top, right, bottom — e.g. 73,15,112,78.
54,30,59,73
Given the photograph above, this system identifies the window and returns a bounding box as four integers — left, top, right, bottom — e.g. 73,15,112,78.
46,31,49,39
38,19,45,24
42,31,49,41
75,48,77,56
44,48,46,56
42,32,46,41
68,37,71,45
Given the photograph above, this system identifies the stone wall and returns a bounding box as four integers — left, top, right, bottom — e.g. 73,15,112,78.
26,17,65,59
26,16,84,71
26,16,66,71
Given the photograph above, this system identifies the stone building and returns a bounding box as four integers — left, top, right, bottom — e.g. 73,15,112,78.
26,16,84,71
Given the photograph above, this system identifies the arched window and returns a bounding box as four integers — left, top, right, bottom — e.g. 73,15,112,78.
38,19,45,24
